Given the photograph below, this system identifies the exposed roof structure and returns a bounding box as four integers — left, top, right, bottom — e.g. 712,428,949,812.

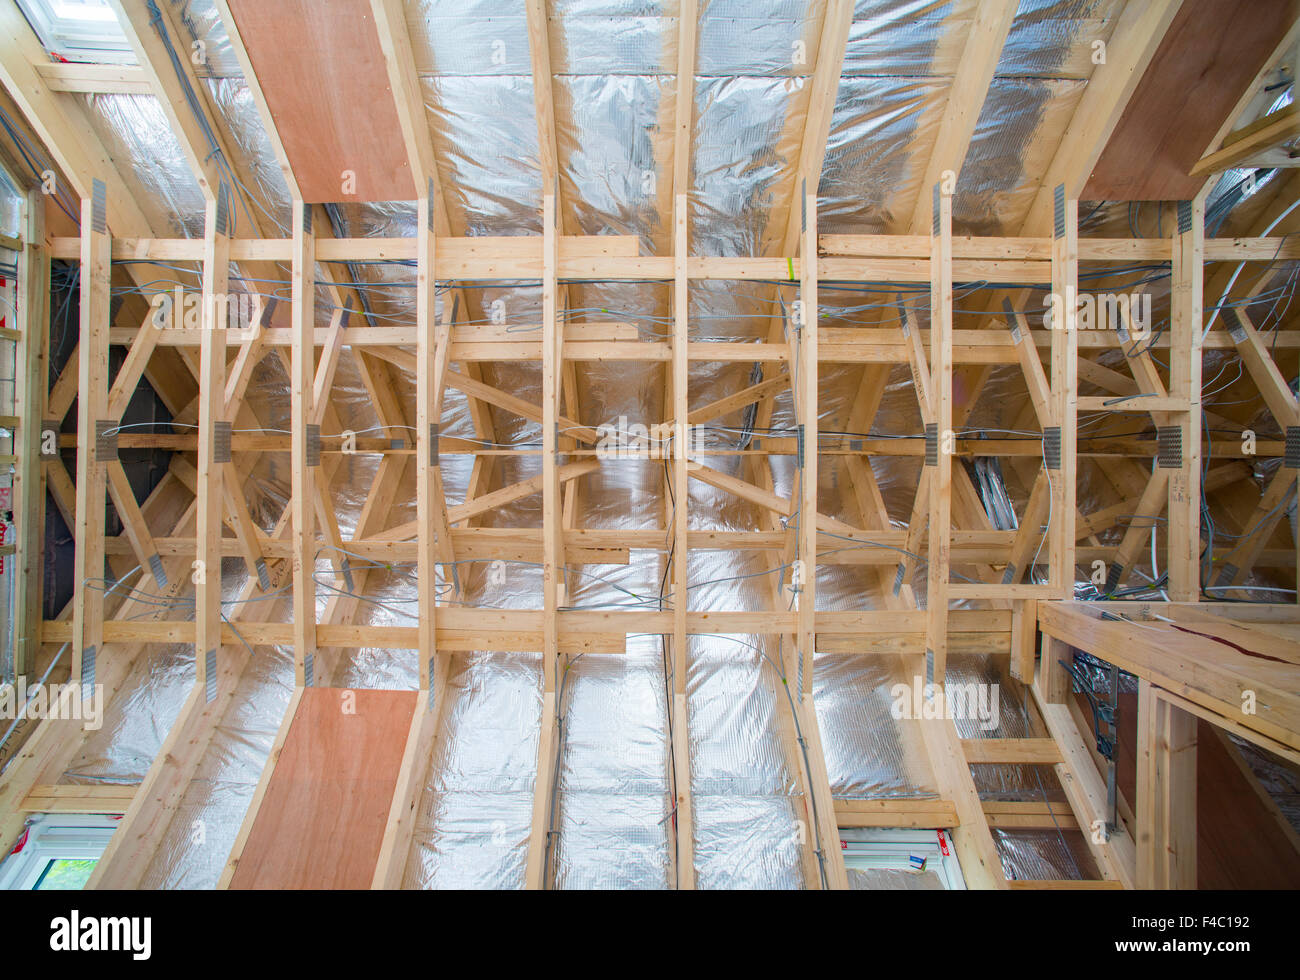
0,0,1297,896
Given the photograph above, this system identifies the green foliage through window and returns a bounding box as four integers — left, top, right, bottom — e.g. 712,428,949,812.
33,858,97,890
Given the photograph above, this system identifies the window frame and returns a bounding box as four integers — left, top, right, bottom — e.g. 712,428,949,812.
0,812,118,890
15,0,136,65
841,828,968,890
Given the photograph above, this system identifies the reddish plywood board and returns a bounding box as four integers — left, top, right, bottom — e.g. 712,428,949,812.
1082,0,1296,202
229,688,417,889
226,0,415,202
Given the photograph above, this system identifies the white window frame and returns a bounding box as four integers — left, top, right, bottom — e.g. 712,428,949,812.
841,828,967,890
0,813,117,890
15,0,135,65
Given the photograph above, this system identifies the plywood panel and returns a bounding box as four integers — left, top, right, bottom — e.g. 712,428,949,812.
1082,0,1296,202
226,0,415,202
229,688,418,889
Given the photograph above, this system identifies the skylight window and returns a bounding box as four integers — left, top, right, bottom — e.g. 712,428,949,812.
0,814,118,890
17,0,136,65
841,830,968,890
